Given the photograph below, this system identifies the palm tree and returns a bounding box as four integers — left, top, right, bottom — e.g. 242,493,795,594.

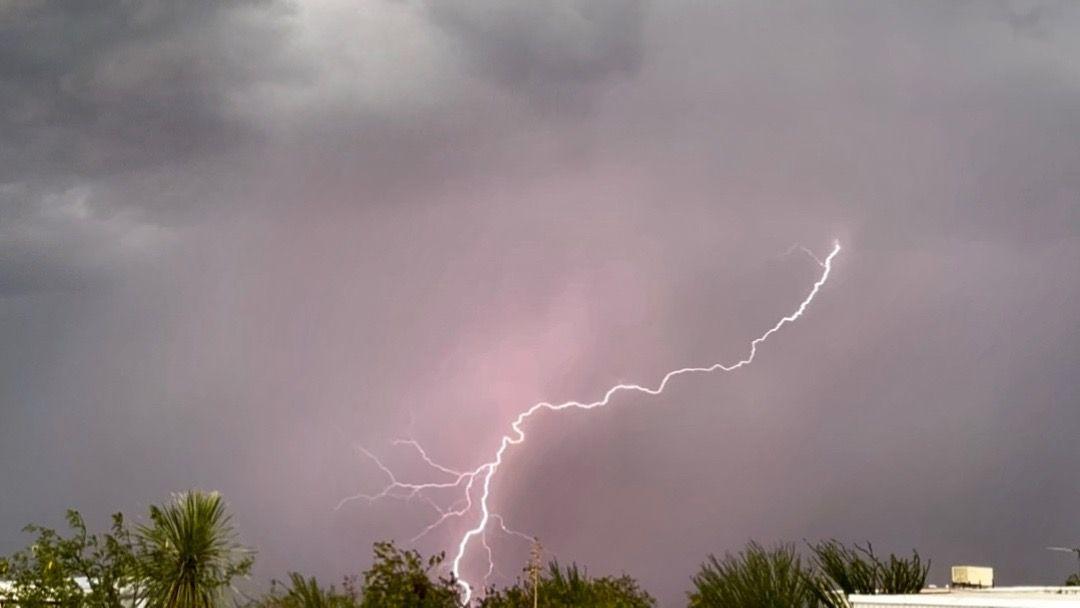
137,491,253,608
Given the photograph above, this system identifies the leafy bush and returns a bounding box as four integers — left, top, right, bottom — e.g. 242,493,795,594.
687,542,825,608
478,560,655,607
259,573,356,608
354,541,461,608
0,510,142,608
807,539,928,602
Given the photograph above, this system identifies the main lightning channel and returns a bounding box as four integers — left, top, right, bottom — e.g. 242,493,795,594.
346,240,841,605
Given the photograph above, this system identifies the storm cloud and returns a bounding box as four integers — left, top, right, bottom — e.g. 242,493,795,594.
2,1,1079,604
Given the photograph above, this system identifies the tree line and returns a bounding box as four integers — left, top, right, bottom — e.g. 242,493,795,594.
1,490,945,607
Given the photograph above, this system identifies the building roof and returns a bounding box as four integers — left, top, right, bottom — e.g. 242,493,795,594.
851,587,1080,608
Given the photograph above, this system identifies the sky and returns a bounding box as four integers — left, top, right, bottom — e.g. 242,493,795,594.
2,0,1079,604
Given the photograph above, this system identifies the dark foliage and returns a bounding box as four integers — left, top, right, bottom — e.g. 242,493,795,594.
478,560,655,607
0,510,142,608
354,541,461,608
137,491,253,608
687,542,825,608
258,573,356,608
807,539,928,602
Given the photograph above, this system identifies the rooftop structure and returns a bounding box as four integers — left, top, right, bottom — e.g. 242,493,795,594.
952,565,995,589
851,587,1080,608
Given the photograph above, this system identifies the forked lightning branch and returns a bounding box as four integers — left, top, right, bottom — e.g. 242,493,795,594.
339,239,842,604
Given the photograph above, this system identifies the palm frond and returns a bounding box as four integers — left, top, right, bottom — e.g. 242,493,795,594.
137,491,252,608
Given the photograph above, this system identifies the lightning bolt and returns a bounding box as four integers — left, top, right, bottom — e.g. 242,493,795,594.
341,240,842,605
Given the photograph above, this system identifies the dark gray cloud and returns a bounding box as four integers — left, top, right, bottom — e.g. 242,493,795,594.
427,0,644,107
0,0,291,182
0,0,295,294
2,1,1080,605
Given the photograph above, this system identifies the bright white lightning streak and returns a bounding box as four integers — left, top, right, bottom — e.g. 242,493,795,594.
345,240,841,605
